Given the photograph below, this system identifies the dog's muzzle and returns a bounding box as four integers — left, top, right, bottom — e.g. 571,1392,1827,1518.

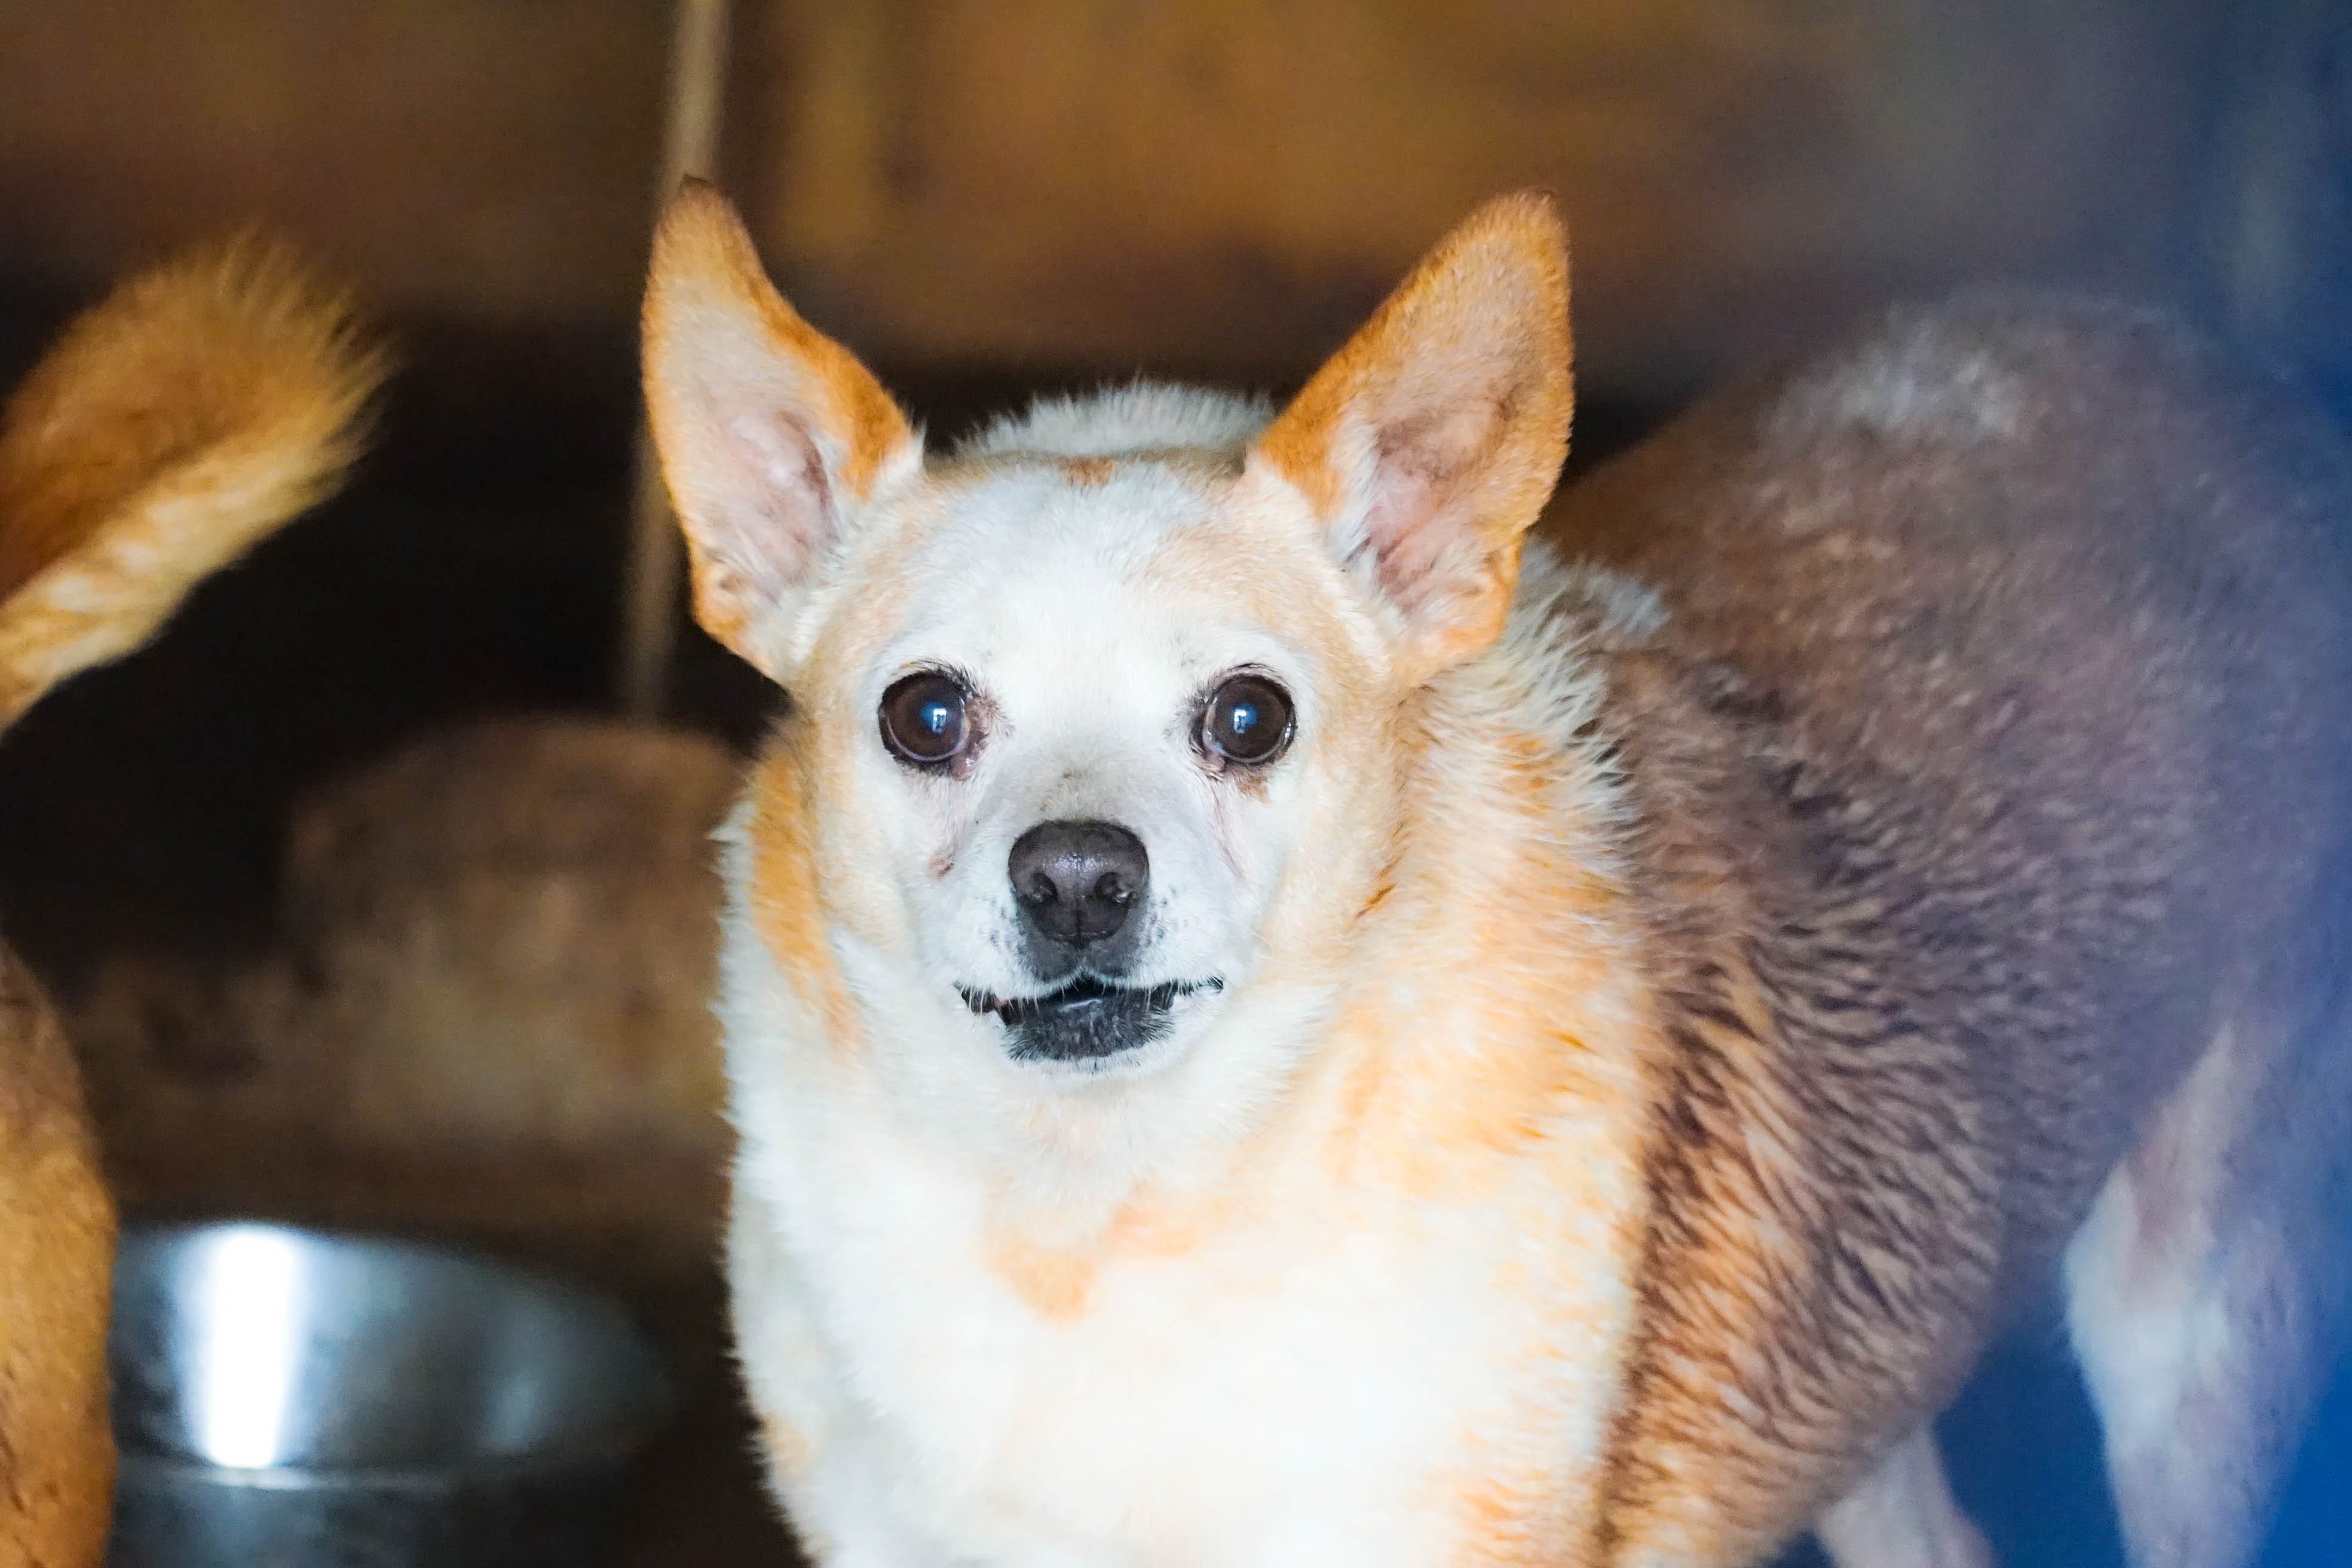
959,976,1222,1062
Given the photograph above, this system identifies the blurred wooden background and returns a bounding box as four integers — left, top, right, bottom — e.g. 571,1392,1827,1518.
8,0,2349,407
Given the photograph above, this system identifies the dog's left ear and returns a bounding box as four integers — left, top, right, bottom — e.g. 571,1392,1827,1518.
1248,193,1571,681
642,180,918,682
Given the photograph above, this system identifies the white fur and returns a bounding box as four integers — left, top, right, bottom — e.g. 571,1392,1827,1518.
961,382,1272,461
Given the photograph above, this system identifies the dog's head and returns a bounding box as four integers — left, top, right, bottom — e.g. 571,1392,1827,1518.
645,184,1569,1110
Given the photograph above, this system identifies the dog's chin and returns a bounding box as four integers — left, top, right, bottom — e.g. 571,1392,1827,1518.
958,976,1224,1070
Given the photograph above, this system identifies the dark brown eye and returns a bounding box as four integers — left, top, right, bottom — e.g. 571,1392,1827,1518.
880,671,972,768
1199,673,1294,767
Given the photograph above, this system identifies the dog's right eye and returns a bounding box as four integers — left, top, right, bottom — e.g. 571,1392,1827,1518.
879,672,972,768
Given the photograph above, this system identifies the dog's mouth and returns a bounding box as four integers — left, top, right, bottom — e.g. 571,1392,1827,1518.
957,976,1223,1062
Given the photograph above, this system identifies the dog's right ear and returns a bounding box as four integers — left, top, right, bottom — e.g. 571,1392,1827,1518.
642,180,917,681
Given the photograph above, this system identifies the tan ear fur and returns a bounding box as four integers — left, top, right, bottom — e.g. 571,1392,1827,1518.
642,180,916,681
1251,192,1572,681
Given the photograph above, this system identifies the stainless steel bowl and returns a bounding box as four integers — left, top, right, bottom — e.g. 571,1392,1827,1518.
106,1221,675,1568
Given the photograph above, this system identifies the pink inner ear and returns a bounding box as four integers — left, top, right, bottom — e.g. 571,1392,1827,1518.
1359,396,1509,619
719,404,842,595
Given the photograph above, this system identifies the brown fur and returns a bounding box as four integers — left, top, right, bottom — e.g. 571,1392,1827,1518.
0,240,380,1564
1552,297,2352,1561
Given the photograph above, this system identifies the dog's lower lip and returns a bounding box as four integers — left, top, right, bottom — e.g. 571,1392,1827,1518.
957,976,1222,1026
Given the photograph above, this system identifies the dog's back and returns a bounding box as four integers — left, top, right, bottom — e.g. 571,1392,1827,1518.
0,243,379,1566
1555,296,2352,1565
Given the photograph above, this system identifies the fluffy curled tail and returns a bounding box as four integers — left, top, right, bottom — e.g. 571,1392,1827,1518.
0,239,385,730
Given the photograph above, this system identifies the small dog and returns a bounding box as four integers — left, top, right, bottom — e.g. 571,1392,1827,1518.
642,179,2352,1567
0,241,378,1564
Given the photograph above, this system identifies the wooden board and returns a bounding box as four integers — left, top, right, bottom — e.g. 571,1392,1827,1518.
1,1,2233,398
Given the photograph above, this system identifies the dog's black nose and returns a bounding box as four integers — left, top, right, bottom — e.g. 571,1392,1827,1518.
1009,820,1148,952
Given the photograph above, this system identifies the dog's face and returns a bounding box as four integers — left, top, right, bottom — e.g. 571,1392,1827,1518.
644,184,1570,1105
815,439,1364,1071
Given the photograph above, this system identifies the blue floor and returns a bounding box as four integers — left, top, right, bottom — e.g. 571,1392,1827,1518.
1777,1324,2351,1566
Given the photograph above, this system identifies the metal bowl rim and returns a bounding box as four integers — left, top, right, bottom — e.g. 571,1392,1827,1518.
112,1217,678,1486
117,1217,657,1316
113,1432,650,1494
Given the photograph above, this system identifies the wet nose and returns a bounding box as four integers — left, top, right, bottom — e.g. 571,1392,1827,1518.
1009,820,1149,951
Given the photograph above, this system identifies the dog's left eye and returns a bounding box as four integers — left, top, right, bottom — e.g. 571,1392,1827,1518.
1199,673,1295,767
880,672,972,768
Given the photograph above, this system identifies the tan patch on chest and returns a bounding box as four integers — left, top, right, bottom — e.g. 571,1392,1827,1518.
981,1174,1262,1322
982,1228,1101,1321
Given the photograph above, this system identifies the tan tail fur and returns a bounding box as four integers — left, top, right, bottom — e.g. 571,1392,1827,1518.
0,240,381,1567
0,239,384,728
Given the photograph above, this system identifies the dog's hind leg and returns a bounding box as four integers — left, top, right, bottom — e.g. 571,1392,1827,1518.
0,951,115,1568
1812,1426,1995,1568
2063,1009,2352,1568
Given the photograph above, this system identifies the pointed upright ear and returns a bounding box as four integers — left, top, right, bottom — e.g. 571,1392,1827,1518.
642,180,917,681
1249,193,1571,681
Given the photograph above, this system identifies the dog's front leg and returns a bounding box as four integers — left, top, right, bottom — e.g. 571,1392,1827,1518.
1812,1427,1995,1568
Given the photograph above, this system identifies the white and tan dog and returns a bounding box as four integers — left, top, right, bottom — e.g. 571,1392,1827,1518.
642,180,2352,1568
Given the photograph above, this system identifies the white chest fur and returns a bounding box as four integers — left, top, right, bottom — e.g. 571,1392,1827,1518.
716,893,1645,1567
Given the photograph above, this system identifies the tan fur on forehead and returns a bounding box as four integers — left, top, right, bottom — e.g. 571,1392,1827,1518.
1141,508,1384,676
